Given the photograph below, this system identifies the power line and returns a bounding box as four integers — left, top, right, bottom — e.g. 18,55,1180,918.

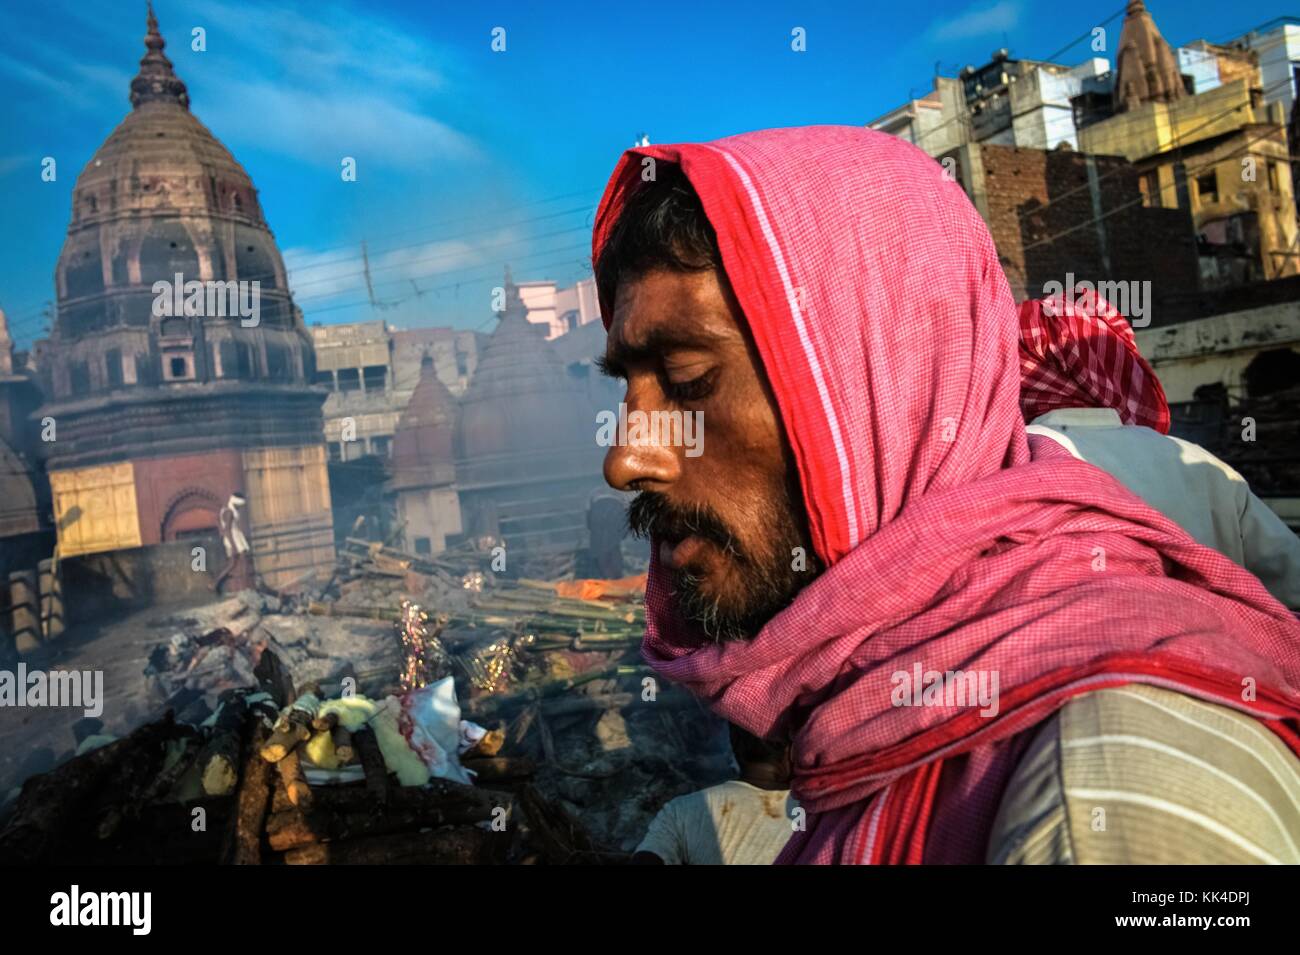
1020,120,1292,254
1012,74,1294,219
906,5,1130,151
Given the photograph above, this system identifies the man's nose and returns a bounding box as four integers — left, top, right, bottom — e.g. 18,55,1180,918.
603,419,681,492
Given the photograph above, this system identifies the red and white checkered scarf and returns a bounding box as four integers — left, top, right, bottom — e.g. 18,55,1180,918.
593,126,1300,864
1019,288,1170,432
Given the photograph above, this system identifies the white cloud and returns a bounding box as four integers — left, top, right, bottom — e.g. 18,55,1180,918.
197,76,478,168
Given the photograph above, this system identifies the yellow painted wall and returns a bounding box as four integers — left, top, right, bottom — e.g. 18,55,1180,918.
1079,80,1260,162
49,462,142,558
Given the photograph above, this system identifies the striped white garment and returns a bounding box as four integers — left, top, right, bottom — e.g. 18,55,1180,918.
989,684,1300,864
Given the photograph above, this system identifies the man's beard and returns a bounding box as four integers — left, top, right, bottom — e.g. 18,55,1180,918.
627,486,819,643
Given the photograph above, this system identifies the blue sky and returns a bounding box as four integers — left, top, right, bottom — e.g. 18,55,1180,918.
0,0,1292,346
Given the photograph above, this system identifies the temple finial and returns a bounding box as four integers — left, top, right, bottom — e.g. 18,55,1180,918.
130,3,190,110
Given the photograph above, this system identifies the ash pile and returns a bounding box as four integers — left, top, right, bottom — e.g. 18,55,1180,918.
0,539,733,863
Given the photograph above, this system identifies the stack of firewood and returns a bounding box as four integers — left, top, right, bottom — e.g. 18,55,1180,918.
0,648,613,865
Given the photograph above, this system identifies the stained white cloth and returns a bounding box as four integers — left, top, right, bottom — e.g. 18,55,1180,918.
636,781,797,865
1028,408,1300,609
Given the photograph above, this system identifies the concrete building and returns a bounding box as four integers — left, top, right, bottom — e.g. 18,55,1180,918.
310,320,482,462
515,274,601,340
1135,288,1300,529
35,8,334,589
867,77,969,158
1079,4,1297,287
1229,18,1300,115
0,309,49,580
870,53,1113,157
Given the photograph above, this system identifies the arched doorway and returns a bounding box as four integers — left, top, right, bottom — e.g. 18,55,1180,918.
161,488,222,541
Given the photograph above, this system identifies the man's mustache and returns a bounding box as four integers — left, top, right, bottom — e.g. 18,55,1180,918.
626,491,744,562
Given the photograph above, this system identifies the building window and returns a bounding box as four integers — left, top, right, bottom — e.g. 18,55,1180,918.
337,367,361,393
235,342,255,378
106,348,124,387
413,537,432,555
1138,170,1160,208
314,370,335,389
163,353,195,381
362,364,388,392
266,343,292,381
327,442,341,462
1196,171,1218,205
370,435,391,458
68,361,91,396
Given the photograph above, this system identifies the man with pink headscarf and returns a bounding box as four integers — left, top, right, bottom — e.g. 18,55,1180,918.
1018,289,1300,609
593,126,1300,864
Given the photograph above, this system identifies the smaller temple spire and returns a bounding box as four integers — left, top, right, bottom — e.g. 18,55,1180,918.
130,2,190,110
501,264,526,318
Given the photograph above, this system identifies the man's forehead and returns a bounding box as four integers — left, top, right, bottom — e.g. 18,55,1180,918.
606,272,740,360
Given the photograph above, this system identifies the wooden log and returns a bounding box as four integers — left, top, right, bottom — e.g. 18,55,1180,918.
517,783,600,865
269,777,508,817
266,791,510,851
199,691,249,796
276,749,312,810
282,827,491,865
0,716,177,863
463,727,506,759
223,724,275,865
253,649,296,709
141,735,202,805
259,723,310,763
352,727,390,804
461,756,536,783
331,727,354,764
539,692,634,717
261,685,320,762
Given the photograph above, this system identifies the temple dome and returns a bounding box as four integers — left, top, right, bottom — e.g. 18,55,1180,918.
453,276,597,478
1114,0,1187,113
38,4,322,470
391,358,458,490
55,6,287,338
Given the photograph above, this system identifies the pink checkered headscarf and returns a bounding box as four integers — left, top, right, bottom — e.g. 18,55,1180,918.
592,127,1300,864
1019,287,1171,432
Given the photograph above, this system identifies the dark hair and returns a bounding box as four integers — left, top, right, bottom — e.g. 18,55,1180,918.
594,163,721,310
728,723,788,768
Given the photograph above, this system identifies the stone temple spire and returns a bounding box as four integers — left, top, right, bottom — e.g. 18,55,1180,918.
501,264,526,317
1114,0,1186,113
130,2,190,110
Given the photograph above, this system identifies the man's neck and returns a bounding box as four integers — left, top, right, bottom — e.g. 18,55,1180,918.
739,766,789,791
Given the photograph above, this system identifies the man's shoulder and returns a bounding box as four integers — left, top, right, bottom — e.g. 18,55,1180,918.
988,684,1300,864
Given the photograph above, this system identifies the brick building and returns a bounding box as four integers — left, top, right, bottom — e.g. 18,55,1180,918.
942,142,1200,322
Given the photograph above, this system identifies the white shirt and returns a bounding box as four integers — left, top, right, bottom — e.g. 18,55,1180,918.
1028,408,1300,609
636,780,797,865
